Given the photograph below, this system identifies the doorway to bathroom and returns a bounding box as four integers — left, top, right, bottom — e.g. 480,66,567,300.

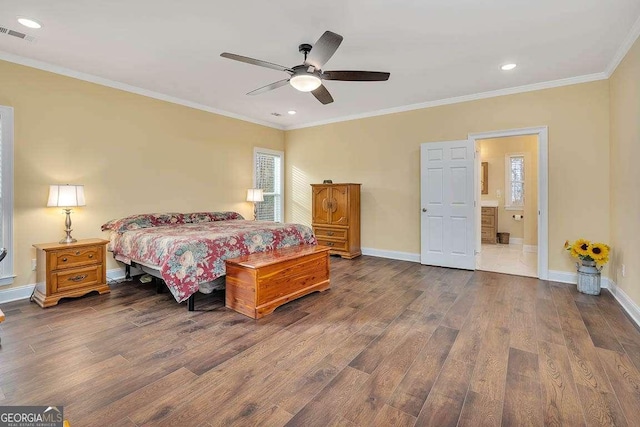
469,127,548,279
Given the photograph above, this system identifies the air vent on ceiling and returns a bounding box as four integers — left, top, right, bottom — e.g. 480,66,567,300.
0,25,36,42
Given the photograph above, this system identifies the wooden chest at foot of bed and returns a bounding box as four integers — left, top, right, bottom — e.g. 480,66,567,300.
225,245,331,319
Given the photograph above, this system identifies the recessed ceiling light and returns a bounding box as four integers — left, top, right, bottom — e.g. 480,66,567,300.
287,110,297,115
17,17,42,29
501,63,517,71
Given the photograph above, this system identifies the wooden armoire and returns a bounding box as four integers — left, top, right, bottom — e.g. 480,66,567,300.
311,183,361,259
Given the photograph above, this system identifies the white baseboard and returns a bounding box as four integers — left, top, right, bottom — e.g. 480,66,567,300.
361,247,420,263
547,270,576,284
523,245,538,253
0,284,35,304
606,280,640,328
509,237,524,245
548,269,611,289
106,266,143,282
547,270,639,328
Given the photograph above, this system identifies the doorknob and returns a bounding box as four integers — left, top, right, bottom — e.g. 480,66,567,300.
422,208,427,212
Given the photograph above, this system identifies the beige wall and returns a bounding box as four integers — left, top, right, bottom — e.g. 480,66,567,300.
480,136,538,245
285,81,610,275
610,37,640,306
3,46,632,303
0,60,284,289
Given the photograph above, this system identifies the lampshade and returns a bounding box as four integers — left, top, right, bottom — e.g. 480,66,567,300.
246,188,264,202
47,184,86,207
290,74,322,92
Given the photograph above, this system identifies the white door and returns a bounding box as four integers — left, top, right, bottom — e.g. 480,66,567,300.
420,140,476,269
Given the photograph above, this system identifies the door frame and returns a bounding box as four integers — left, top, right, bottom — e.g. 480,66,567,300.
468,126,549,280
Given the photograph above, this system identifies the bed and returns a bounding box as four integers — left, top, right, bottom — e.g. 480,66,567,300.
102,212,317,309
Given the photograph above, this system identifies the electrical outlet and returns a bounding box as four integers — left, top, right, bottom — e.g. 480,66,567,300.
31,258,37,271
621,264,626,277
496,189,502,198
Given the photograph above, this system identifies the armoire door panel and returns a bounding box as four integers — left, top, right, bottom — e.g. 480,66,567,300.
312,187,331,225
329,186,349,225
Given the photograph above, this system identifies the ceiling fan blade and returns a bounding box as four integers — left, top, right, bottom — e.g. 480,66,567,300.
247,79,290,95
305,31,343,69
311,84,334,105
322,70,390,81
221,52,292,73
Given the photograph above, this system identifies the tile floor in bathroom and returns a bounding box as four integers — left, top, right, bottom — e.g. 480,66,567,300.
475,243,537,277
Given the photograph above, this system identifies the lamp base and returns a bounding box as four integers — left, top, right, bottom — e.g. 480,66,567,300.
60,208,77,244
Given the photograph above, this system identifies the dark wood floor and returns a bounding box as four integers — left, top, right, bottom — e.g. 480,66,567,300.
1,256,640,426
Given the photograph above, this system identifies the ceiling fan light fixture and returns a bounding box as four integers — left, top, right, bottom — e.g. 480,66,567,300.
221,30,390,105
290,74,321,92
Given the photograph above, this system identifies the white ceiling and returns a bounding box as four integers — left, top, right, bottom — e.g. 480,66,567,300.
1,0,639,129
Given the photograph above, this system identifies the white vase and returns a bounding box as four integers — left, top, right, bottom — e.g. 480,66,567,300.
577,260,601,295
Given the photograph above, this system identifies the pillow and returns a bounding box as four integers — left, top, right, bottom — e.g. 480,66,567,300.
184,211,245,223
101,213,185,233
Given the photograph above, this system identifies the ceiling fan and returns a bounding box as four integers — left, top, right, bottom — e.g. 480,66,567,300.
220,31,390,105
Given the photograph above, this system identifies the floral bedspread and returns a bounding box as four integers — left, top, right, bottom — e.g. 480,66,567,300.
109,220,316,303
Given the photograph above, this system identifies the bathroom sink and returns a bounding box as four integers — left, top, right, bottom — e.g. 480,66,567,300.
481,200,499,207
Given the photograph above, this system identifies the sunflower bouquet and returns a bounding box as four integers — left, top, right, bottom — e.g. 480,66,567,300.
564,239,610,266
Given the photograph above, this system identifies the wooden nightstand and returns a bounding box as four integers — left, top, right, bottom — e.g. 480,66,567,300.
32,238,110,308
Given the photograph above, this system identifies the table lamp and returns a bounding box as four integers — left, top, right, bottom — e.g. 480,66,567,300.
47,184,86,243
246,189,264,221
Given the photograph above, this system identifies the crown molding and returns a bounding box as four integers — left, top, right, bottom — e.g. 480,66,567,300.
284,72,607,130
0,51,285,130
4,16,639,134
605,14,640,77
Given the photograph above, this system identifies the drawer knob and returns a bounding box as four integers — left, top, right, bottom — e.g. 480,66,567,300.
326,242,334,246
68,274,87,282
75,251,80,255
88,254,94,259
62,257,68,262
327,231,334,236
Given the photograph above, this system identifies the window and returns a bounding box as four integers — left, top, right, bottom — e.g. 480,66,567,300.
0,106,14,285
505,154,525,208
254,148,283,222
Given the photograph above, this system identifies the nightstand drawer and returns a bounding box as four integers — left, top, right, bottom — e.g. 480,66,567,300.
313,226,348,240
52,265,103,293
52,245,102,270
316,239,349,252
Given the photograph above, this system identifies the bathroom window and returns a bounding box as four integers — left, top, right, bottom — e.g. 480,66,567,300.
505,154,525,208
